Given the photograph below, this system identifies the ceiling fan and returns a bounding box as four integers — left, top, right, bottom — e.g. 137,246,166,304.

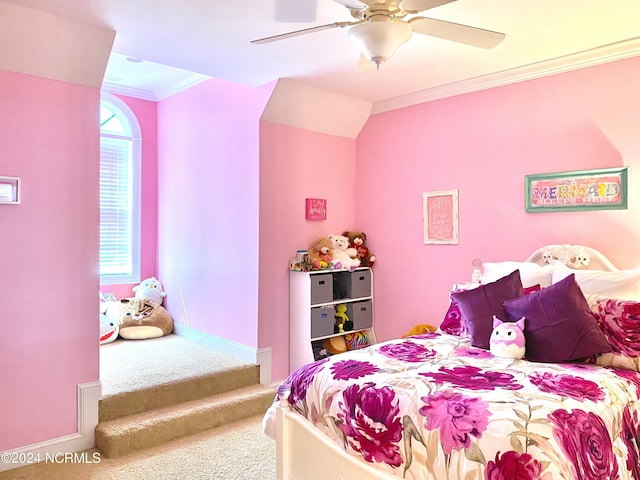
252,0,505,69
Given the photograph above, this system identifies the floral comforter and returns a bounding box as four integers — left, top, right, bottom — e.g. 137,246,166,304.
267,332,640,480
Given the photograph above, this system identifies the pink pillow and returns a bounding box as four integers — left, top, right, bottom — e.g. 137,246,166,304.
440,296,467,337
592,297,640,357
523,284,541,294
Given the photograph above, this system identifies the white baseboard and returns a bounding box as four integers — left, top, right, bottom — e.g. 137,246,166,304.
173,323,272,385
0,381,101,472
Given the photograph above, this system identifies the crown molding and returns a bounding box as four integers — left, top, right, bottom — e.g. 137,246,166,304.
102,73,210,101
155,73,211,100
101,82,157,101
372,36,640,114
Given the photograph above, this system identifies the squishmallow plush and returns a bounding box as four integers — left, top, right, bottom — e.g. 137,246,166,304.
99,313,119,345
105,298,173,340
132,277,167,305
489,315,526,359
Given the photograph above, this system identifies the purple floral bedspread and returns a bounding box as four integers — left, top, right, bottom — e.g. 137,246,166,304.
269,332,640,479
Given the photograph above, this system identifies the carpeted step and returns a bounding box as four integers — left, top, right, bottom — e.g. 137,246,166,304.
99,363,261,422
95,383,276,458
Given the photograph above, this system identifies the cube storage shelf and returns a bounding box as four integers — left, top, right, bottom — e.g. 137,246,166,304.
289,267,376,371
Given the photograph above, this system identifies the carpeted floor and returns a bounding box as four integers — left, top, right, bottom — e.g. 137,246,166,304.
99,334,254,397
0,414,276,480
1,334,277,480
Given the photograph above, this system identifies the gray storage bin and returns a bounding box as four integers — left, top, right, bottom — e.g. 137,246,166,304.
344,270,372,298
311,306,335,338
310,273,333,305
347,300,373,330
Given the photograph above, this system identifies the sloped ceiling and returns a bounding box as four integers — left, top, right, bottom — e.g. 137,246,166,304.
0,1,114,88
2,0,640,113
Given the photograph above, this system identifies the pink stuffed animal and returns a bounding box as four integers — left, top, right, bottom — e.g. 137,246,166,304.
489,316,526,359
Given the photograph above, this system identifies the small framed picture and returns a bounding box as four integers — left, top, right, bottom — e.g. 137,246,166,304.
305,198,327,220
0,176,20,204
423,189,459,245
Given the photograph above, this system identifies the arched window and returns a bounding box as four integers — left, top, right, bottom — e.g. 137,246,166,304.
99,92,141,284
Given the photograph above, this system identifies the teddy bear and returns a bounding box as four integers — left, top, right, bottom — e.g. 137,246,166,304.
132,277,167,305
307,236,334,270
343,231,376,268
328,233,360,270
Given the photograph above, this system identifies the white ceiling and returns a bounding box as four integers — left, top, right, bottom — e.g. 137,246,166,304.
5,0,640,111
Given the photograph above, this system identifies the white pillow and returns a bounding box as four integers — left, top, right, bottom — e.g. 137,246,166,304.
552,263,640,300
481,261,554,288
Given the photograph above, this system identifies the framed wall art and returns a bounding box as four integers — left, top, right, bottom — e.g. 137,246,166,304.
0,176,21,204
423,189,458,244
305,198,326,220
525,167,628,213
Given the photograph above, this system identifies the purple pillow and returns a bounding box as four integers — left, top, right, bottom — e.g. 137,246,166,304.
503,273,611,363
451,270,524,349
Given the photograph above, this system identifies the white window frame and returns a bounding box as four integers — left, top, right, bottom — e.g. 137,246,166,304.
99,92,142,285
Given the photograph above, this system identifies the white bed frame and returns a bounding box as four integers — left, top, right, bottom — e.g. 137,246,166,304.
272,244,618,480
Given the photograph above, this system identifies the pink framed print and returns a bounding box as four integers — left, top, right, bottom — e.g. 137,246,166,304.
423,189,459,244
305,198,327,220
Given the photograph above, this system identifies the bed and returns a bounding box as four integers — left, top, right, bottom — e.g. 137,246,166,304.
263,244,640,480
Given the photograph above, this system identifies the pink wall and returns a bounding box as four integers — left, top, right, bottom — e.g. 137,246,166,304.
356,57,640,343
156,78,267,346
0,71,100,450
258,121,357,380
100,94,158,299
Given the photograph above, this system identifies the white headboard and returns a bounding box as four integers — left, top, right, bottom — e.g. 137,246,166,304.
524,244,619,271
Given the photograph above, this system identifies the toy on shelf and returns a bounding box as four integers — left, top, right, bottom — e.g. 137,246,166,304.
489,316,526,359
334,303,352,334
328,233,360,270
132,277,167,305
343,231,376,268
307,237,335,270
323,336,348,355
344,331,368,350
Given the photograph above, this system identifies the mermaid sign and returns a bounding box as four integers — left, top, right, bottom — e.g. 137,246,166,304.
525,167,628,213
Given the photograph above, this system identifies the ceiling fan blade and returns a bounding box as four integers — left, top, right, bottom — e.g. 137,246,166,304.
251,21,353,44
275,0,318,22
334,0,367,9
400,0,456,14
409,16,505,48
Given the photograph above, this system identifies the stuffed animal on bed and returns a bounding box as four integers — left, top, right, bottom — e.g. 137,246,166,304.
132,277,167,305
489,315,526,359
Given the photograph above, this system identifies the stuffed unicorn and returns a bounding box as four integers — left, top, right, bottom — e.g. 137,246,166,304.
489,315,526,359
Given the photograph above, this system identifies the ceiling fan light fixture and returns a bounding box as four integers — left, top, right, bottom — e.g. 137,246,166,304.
348,19,412,68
